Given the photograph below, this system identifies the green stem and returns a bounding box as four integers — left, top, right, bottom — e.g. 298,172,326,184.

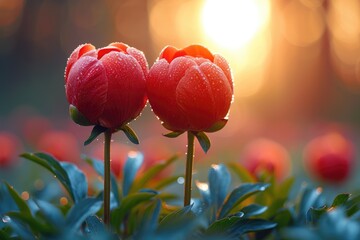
104,130,112,225
184,131,195,206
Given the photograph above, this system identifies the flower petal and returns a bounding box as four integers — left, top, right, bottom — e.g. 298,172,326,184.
66,56,107,124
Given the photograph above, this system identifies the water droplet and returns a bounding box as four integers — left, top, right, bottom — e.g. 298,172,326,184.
177,177,185,184
2,216,11,223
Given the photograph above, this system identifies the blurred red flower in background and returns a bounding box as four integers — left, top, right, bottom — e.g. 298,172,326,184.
303,132,354,184
21,116,52,146
65,42,148,130
0,132,21,168
147,45,233,132
36,130,80,163
240,138,291,181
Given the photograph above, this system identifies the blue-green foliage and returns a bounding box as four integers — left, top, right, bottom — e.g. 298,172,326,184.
2,152,359,239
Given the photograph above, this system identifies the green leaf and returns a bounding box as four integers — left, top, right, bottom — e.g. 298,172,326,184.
219,183,270,218
5,183,31,216
241,204,268,218
298,187,325,223
194,131,211,153
232,219,277,235
159,204,193,226
345,194,360,216
7,211,56,235
208,164,231,211
65,196,103,234
331,193,351,208
206,216,241,235
35,199,65,228
131,155,178,192
163,131,185,138
60,162,88,202
21,152,87,203
206,119,228,132
69,104,93,126
120,125,139,144
85,156,120,204
84,125,108,146
134,199,162,239
308,206,328,224
111,192,157,229
122,152,144,196
83,215,116,240
227,162,256,183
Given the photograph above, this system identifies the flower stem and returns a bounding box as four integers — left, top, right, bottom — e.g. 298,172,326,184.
184,131,195,206
104,130,112,225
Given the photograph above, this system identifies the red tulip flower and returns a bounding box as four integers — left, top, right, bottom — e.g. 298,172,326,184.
241,138,291,181
147,45,233,133
303,132,354,184
64,42,148,130
0,132,21,168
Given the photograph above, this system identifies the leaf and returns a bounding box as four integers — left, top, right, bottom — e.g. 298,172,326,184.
65,196,103,234
83,215,116,240
331,193,351,208
69,104,93,126
163,131,185,138
133,199,162,239
120,125,139,144
60,162,88,203
307,206,328,224
5,183,31,216
208,164,231,211
84,125,107,146
21,153,87,203
131,155,178,192
159,204,193,226
85,156,120,204
7,211,56,235
206,216,241,234
35,199,65,228
241,204,268,218
318,208,360,240
219,183,270,218
227,162,256,183
206,119,228,132
111,192,157,229
122,152,144,196
194,131,211,153
2,217,36,240
297,187,325,223
231,219,277,235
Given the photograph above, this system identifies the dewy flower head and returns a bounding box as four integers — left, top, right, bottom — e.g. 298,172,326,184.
147,45,233,133
64,42,148,130
303,132,354,184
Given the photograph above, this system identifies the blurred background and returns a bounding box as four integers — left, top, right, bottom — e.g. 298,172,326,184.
1,0,360,196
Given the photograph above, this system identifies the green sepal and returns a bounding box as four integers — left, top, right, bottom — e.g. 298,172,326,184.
163,131,185,138
84,125,108,146
194,131,211,153
119,125,139,144
69,104,93,126
206,119,228,132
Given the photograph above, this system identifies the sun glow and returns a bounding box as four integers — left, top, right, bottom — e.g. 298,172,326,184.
201,0,270,50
